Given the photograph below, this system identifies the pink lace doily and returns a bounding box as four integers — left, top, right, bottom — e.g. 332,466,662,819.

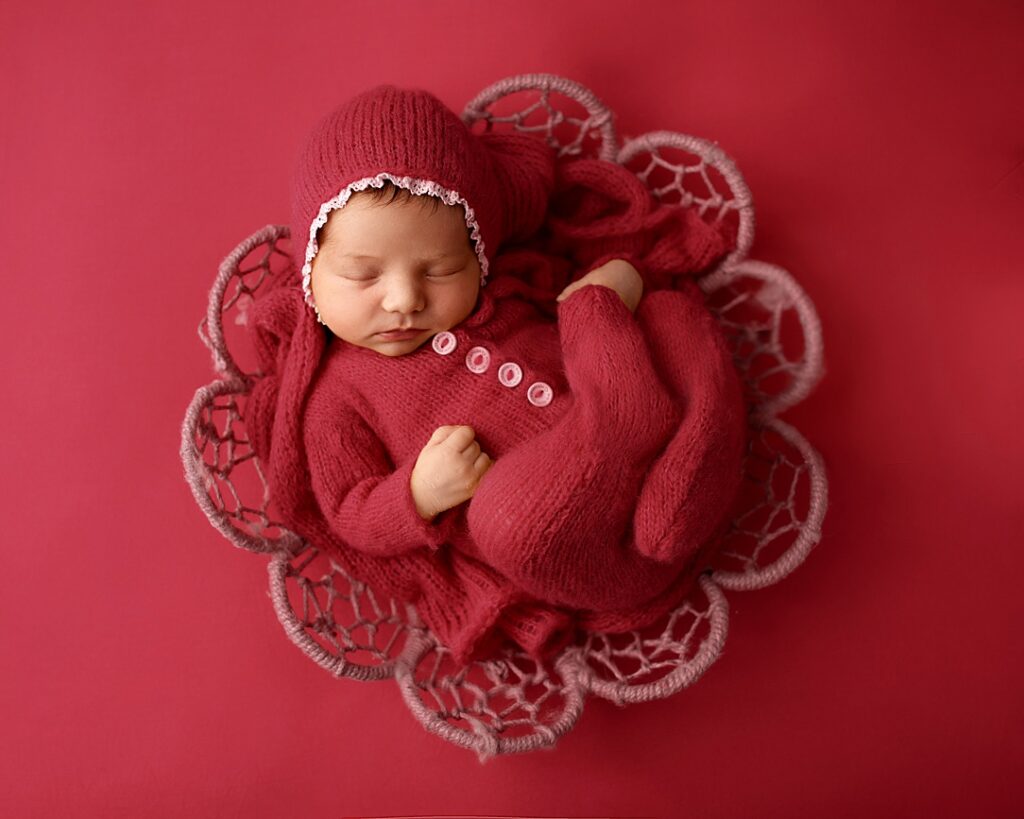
180,73,828,760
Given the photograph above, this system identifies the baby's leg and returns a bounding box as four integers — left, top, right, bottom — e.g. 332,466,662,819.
466,284,683,610
630,285,748,564
466,408,682,610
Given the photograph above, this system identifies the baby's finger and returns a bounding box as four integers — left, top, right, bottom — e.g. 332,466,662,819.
428,425,459,445
443,425,477,450
474,452,492,473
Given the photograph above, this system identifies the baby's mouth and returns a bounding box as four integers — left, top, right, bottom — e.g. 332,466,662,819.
376,327,427,340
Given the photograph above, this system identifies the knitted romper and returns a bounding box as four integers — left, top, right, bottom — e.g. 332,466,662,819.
300,269,746,613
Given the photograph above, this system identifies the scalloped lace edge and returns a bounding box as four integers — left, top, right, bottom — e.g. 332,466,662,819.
301,174,490,324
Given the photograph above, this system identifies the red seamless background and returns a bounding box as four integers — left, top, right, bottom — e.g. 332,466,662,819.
2,1,1022,816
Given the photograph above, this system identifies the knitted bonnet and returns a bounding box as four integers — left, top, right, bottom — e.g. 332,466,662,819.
290,84,556,323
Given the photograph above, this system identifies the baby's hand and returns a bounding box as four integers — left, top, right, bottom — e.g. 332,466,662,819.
555,259,644,313
411,425,494,521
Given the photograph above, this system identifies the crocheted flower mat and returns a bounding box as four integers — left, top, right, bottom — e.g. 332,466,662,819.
181,73,828,761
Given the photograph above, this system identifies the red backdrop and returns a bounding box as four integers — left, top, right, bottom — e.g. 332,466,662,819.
2,1,1022,816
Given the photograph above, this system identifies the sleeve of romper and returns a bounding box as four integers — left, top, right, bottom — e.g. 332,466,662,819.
303,384,458,557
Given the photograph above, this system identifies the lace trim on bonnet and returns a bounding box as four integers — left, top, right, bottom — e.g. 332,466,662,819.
301,173,490,325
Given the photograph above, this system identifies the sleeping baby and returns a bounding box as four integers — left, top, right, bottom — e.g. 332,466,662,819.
246,84,747,661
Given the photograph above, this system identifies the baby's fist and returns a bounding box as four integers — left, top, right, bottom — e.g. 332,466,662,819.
411,425,494,520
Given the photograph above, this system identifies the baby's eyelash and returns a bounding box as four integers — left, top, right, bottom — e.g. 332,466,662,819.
340,266,463,281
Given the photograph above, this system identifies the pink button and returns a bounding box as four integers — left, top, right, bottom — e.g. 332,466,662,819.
498,362,523,387
431,331,457,355
527,382,553,407
465,346,491,374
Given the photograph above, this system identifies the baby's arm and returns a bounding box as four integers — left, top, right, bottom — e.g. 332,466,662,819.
304,389,460,556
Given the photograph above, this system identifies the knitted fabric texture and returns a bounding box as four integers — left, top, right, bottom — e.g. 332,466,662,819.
246,85,744,662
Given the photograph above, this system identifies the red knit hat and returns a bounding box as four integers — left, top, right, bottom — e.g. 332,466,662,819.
290,84,556,321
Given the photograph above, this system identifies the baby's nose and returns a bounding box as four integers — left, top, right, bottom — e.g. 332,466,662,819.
381,279,426,313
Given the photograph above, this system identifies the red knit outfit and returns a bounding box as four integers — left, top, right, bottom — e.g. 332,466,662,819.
245,85,748,663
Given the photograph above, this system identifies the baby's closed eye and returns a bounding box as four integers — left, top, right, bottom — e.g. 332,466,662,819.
340,268,380,282
426,267,464,278
338,268,463,283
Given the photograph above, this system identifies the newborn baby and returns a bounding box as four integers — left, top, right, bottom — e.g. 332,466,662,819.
247,84,746,660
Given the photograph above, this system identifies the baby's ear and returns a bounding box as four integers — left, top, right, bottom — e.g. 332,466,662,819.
479,132,556,243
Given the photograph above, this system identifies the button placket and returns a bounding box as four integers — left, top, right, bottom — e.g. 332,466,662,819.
434,333,553,408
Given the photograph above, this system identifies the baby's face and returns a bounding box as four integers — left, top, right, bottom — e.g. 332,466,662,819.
310,192,482,356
